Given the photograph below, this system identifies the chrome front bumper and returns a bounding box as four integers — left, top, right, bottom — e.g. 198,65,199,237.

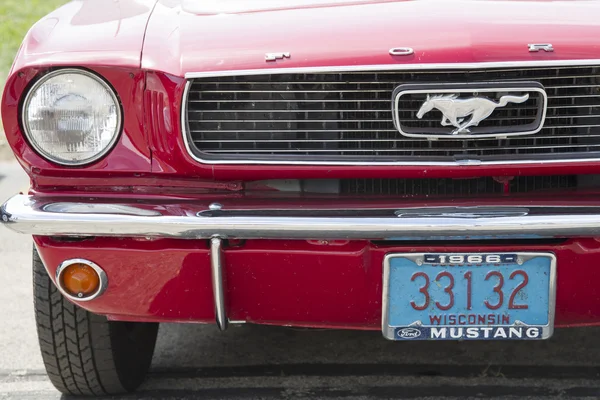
3,194,600,240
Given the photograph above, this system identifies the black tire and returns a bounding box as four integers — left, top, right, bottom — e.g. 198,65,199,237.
33,247,159,396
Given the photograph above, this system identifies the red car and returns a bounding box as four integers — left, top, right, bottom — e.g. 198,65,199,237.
2,0,600,395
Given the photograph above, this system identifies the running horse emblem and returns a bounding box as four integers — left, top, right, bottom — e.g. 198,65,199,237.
416,93,530,134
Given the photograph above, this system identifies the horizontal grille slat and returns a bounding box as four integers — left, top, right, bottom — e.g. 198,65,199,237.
189,95,600,103
193,129,401,133
192,115,600,122
196,85,600,91
192,126,600,133
188,120,598,126
204,144,600,153
185,65,600,163
192,115,598,121
197,135,600,143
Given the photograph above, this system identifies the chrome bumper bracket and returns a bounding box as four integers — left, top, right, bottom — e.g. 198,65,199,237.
210,237,228,331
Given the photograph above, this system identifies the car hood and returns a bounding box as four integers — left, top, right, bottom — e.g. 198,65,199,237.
11,0,157,72
142,0,600,77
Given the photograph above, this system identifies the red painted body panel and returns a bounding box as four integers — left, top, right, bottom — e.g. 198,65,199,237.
33,236,600,328
10,0,157,72
3,0,600,189
2,67,152,179
1,0,158,184
143,0,600,76
4,0,600,331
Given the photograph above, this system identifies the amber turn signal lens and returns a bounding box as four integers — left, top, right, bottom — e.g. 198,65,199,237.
60,263,100,298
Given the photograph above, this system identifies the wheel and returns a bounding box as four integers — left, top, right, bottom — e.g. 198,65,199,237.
32,247,159,395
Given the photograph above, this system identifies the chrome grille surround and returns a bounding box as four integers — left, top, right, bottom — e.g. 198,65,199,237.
182,61,600,165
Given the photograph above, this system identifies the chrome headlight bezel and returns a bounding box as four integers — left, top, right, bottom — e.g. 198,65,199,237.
21,68,123,166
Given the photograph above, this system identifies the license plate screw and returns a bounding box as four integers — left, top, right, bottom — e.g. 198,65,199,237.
517,257,524,265
416,259,423,266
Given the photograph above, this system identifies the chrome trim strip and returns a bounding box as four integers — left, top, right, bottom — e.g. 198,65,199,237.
4,195,600,240
381,252,556,340
210,237,228,331
55,258,108,302
43,203,161,216
184,59,600,79
182,60,600,166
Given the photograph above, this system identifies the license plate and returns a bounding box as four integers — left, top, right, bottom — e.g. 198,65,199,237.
382,252,556,341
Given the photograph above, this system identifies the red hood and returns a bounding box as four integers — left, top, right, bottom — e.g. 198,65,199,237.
142,0,600,77
10,0,157,73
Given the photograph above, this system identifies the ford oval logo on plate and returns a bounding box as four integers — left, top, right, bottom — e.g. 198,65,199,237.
397,327,421,339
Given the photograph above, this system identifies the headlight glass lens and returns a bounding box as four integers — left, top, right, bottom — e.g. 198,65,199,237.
23,70,121,165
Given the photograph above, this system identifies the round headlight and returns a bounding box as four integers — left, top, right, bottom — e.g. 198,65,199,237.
22,69,121,166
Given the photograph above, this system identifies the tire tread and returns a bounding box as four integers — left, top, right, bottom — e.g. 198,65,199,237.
32,247,157,396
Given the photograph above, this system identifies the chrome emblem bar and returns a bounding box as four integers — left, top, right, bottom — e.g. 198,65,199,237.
528,44,554,52
265,52,291,61
389,47,414,56
395,207,530,219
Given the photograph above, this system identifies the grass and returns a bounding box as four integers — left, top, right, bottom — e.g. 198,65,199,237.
0,0,68,136
0,0,68,88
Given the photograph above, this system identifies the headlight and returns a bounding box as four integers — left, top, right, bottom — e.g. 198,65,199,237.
22,69,121,166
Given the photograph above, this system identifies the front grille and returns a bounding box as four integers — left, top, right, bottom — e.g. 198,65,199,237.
185,65,600,163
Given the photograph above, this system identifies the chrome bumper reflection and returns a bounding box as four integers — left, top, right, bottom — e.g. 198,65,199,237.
3,194,600,240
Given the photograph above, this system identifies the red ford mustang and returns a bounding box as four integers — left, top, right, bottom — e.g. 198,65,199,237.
2,0,600,395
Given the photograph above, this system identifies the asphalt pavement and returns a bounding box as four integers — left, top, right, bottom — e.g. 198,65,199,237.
1,159,600,399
